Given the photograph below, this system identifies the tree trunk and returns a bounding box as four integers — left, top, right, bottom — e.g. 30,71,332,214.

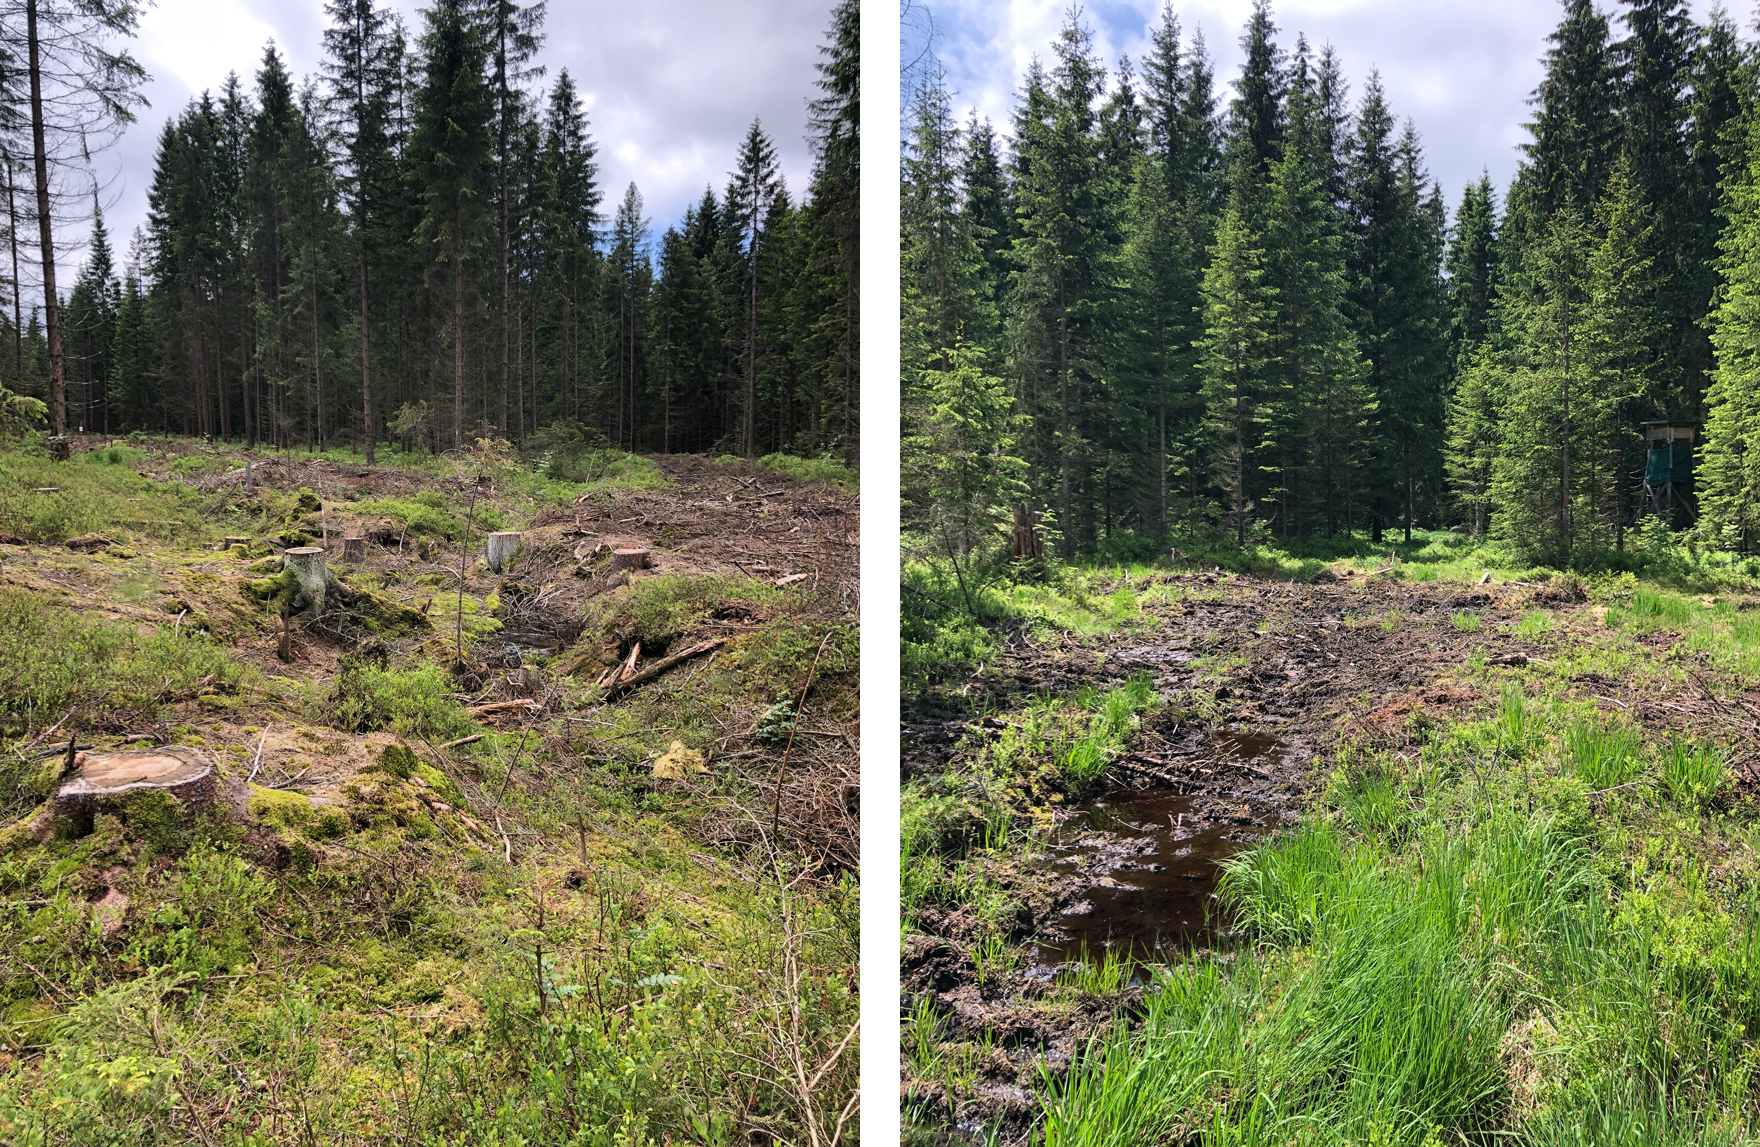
26,0,64,440
360,249,374,463
454,198,464,450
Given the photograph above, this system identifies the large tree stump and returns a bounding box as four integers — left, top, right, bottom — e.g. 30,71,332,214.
283,547,331,616
341,536,367,563
486,531,523,573
610,548,650,574
53,747,218,833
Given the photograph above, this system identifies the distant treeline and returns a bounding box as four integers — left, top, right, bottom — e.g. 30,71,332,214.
902,0,1760,564
23,0,857,464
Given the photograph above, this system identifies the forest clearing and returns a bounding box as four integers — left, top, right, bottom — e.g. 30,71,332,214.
901,538,1760,1143
0,434,859,1144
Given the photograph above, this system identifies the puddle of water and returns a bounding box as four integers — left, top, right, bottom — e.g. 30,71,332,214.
1031,731,1280,969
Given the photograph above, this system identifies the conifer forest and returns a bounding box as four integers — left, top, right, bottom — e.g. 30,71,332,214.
29,0,859,466
902,0,1760,566
901,2,1760,1142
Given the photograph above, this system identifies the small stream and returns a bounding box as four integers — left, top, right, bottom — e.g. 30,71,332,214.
1031,732,1284,969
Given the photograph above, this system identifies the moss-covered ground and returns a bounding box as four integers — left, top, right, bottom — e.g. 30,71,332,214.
0,434,859,1145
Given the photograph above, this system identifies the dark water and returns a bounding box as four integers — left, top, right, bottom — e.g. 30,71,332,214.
1031,732,1281,968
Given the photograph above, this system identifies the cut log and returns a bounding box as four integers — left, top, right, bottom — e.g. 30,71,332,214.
610,548,651,574
486,531,523,573
603,638,725,700
341,537,367,563
283,547,330,616
468,699,542,723
53,747,219,833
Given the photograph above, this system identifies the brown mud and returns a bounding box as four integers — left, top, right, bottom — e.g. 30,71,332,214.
901,569,1760,1139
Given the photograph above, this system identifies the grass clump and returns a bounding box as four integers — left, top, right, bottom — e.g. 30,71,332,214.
319,655,475,741
0,448,209,543
759,452,857,489
0,588,242,736
354,490,461,540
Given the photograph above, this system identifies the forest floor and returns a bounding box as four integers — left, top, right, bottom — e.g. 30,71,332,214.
901,547,1760,1144
0,434,859,1146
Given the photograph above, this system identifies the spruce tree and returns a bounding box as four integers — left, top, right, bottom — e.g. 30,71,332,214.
1198,195,1275,546
727,119,779,459
412,0,493,447
323,0,402,461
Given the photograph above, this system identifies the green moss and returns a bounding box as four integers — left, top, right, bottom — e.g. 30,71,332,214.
248,784,314,830
295,489,321,513
413,761,466,807
114,787,183,849
379,742,419,779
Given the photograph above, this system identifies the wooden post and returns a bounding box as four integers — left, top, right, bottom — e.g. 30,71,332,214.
283,547,330,616
486,531,523,573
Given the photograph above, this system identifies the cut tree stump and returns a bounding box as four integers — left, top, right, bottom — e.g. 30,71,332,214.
283,547,330,616
224,535,250,554
610,548,651,574
486,531,523,573
341,537,366,563
53,747,219,833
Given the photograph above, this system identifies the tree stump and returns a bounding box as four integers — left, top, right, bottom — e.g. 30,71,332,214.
224,535,251,555
53,747,218,833
486,531,523,573
283,547,331,616
610,548,651,574
46,436,69,462
342,537,367,563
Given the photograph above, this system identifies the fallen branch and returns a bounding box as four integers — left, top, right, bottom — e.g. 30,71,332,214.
468,699,543,720
603,638,727,700
247,726,270,784
438,733,485,750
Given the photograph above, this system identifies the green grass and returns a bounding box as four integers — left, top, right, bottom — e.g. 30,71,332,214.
0,449,211,543
1036,687,1760,1145
0,588,244,739
758,452,858,490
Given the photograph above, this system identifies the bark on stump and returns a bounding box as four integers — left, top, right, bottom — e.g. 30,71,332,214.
283,547,331,616
486,531,523,574
53,747,217,834
610,548,651,574
341,537,367,563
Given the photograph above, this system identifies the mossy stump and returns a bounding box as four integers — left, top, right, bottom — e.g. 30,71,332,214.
53,747,217,834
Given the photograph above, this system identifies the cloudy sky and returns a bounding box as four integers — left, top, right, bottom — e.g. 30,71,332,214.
89,0,834,271
905,0,1725,222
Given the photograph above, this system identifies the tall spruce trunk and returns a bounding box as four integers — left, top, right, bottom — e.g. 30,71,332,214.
453,194,464,448
359,251,374,462
742,177,763,460
1058,271,1071,557
26,0,63,440
7,157,22,389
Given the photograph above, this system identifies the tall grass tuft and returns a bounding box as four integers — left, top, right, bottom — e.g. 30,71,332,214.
1664,737,1725,811
1567,719,1645,790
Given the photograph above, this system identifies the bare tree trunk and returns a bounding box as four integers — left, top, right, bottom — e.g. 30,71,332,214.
1058,271,1071,556
453,195,464,449
360,251,374,462
312,251,324,450
26,0,64,440
746,231,758,459
6,154,21,391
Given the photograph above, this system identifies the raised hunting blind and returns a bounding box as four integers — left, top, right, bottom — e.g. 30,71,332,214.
1637,421,1699,528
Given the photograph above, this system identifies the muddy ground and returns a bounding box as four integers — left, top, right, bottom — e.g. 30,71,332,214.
901,570,1760,1138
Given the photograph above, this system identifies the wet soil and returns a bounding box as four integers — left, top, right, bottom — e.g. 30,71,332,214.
901,570,1760,1139
1030,731,1289,969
